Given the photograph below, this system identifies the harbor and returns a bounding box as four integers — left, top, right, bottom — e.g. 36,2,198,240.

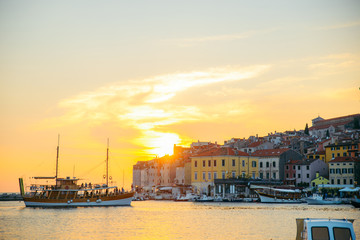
1,200,359,240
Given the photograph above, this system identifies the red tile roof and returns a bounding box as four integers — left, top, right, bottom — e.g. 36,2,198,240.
192,147,249,157
329,156,360,163
248,141,263,148
252,148,289,157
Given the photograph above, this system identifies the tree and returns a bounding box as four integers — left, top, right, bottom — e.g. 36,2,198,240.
304,123,309,135
354,118,360,129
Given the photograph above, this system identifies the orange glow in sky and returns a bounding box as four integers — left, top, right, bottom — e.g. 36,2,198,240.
1,1,360,192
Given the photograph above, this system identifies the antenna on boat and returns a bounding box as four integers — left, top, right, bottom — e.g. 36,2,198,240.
106,138,109,186
55,134,60,181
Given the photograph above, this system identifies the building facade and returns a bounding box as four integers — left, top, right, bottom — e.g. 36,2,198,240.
190,147,258,195
252,149,303,181
328,157,360,186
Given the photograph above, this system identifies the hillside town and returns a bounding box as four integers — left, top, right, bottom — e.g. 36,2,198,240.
132,114,360,201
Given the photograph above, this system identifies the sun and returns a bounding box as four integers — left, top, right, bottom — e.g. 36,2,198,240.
139,131,181,157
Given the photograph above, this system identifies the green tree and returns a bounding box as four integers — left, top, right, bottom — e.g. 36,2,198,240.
304,123,309,135
354,118,360,129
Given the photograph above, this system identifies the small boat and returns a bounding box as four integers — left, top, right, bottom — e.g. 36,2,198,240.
174,193,198,202
19,138,134,207
350,196,360,208
255,187,303,203
305,194,342,205
296,218,356,240
195,195,214,202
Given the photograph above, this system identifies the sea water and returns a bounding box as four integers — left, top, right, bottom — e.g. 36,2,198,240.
0,201,359,239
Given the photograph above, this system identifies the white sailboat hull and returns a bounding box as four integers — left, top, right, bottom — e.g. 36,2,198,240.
24,197,132,207
258,193,303,203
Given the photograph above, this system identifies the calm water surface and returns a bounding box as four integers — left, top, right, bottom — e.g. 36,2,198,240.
0,201,359,239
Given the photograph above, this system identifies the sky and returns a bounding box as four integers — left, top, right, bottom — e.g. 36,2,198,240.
1,1,359,192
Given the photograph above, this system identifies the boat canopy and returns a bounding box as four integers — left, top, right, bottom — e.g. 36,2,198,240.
339,187,360,192
33,177,56,179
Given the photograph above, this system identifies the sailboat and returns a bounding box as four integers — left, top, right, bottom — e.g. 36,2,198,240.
19,138,134,207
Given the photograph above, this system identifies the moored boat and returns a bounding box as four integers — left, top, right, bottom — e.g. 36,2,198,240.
19,138,134,207
255,187,303,203
305,194,342,205
350,196,360,208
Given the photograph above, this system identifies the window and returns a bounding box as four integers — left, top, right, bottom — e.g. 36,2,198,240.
232,159,236,167
350,179,353,184
337,153,340,157
242,160,245,167
331,147,335,150
208,160,211,167
332,153,335,158
331,179,334,184
333,227,352,240
214,160,217,167
194,172,198,180
336,146,340,150
286,165,289,170
336,168,341,174
343,179,346,185
349,168,354,173
293,174,295,178
293,165,295,170
311,227,329,240
273,162,276,167
298,166,301,170
266,162,269,168
203,172,206,180
286,173,289,178
343,152,347,157
337,179,340,184
214,172,217,179
232,171,236,178
222,171,225,179
342,168,347,174
306,174,309,178
252,161,256,167
298,174,301,178
260,172,263,179
252,172,255,178
222,159,225,167
195,161,197,167
266,173,270,179
306,166,309,170
242,172,246,178
203,161,205,167
330,169,335,174
208,172,211,180
273,172,276,179
343,146,347,150
260,162,263,168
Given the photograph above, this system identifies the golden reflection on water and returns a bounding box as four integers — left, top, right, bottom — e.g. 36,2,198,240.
0,201,359,240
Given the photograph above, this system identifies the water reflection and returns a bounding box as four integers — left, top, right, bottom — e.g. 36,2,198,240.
0,201,359,240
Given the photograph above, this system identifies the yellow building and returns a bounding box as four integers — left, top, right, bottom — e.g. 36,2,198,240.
190,147,258,194
325,141,358,163
310,172,329,188
329,156,358,186
307,151,326,162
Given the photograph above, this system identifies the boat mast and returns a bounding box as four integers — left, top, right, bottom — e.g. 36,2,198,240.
55,134,60,181
106,138,109,186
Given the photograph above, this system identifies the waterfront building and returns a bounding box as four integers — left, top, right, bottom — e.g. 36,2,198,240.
310,172,329,188
328,156,360,186
293,159,328,186
252,149,303,181
190,147,258,195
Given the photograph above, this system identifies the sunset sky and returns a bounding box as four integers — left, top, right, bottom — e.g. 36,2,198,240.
1,1,359,192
